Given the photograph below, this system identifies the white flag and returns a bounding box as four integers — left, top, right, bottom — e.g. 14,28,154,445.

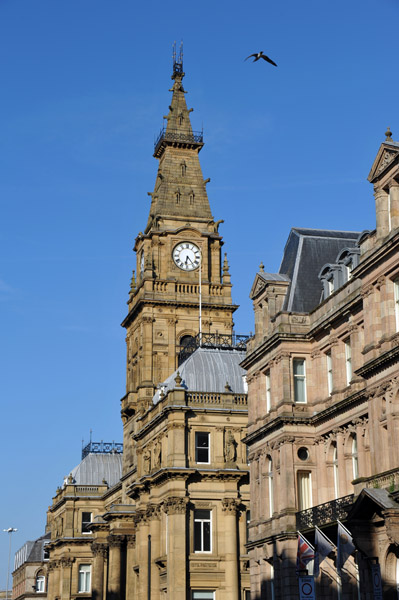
314,526,335,577
337,521,355,572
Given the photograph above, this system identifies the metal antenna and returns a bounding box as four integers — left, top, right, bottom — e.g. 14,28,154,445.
173,40,183,75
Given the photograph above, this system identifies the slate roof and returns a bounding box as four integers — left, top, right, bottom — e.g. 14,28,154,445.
153,347,247,404
14,533,51,570
67,452,123,487
279,228,360,312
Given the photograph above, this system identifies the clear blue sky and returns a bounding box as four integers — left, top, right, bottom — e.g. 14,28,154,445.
1,0,398,585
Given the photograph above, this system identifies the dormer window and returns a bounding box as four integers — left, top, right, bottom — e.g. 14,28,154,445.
327,278,335,296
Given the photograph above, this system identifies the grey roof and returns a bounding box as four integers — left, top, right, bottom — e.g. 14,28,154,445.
279,228,360,312
67,452,123,487
14,533,50,570
153,347,247,404
257,272,290,283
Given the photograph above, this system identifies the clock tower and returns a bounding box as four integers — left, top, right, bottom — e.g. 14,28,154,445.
121,49,238,470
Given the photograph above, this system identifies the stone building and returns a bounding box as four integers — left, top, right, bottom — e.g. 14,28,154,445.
242,129,399,598
13,51,250,600
13,534,51,599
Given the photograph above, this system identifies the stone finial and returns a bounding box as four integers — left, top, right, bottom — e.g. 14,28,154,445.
223,253,230,274
67,474,74,484
129,270,136,298
56,486,62,494
174,371,182,387
225,381,231,392
385,127,393,141
102,478,108,486
259,262,265,273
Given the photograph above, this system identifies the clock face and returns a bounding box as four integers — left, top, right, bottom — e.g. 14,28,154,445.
173,241,201,271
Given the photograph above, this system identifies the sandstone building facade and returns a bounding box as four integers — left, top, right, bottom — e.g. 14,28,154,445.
13,52,250,600
242,130,399,598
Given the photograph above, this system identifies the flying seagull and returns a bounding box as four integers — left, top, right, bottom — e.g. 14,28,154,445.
245,51,277,67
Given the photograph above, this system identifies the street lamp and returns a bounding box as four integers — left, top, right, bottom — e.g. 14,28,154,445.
3,527,17,600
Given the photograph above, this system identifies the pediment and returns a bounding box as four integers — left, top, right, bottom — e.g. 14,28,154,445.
250,273,267,299
368,143,399,183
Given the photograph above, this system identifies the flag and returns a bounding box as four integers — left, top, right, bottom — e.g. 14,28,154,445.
337,521,355,573
314,526,335,577
296,533,315,572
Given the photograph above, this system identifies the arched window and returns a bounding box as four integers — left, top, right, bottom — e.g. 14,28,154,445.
333,444,339,499
181,163,186,176
180,335,194,348
351,435,359,480
267,457,274,517
35,573,45,593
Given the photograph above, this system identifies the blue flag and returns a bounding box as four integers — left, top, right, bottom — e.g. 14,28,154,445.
314,526,335,577
337,521,355,573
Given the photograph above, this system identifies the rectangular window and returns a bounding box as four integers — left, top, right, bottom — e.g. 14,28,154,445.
191,592,215,600
246,510,251,544
195,432,210,464
43,544,50,560
326,351,333,395
345,340,352,386
78,564,91,593
266,372,271,413
81,512,92,534
293,359,307,403
395,279,399,331
194,509,211,553
297,472,312,511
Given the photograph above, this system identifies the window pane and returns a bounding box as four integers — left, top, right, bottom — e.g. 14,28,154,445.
294,377,306,403
194,521,202,551
293,359,305,376
192,592,214,600
203,521,211,551
195,509,210,520
197,448,209,462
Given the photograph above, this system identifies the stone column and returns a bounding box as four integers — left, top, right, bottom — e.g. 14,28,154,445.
375,187,390,239
107,535,124,599
222,498,240,600
390,181,399,231
150,506,161,600
60,557,73,600
125,535,137,599
141,315,154,385
164,497,187,599
136,511,150,600
92,542,108,600
46,561,57,599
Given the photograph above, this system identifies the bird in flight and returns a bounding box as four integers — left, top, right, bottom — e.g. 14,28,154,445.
245,51,277,67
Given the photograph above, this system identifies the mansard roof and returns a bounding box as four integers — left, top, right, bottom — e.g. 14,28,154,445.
14,533,51,570
67,452,123,487
279,227,360,312
153,347,246,404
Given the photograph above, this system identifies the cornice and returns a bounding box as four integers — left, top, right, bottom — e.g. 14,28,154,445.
355,344,399,379
244,389,367,446
122,300,238,328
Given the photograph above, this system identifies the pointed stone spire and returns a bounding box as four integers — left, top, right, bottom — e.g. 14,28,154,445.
223,253,231,285
146,47,213,230
128,270,136,302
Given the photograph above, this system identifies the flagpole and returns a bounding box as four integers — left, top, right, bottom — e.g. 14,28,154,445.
199,247,202,347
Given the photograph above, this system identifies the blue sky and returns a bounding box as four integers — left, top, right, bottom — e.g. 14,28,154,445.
1,0,399,585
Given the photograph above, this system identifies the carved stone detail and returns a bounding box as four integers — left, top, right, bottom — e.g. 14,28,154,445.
92,542,108,558
163,497,187,515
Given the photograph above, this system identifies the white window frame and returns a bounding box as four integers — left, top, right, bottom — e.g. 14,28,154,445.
293,358,307,404
326,351,333,396
81,512,92,534
194,509,212,553
35,575,45,593
394,279,399,332
267,458,274,517
266,372,271,413
78,564,91,593
195,432,210,464
345,340,352,386
191,591,215,600
297,471,312,511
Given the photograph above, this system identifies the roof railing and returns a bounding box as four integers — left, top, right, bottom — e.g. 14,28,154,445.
178,332,250,365
82,440,123,459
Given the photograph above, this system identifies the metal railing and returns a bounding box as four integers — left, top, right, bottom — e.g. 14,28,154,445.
178,332,250,365
154,127,203,152
296,494,354,530
82,440,123,459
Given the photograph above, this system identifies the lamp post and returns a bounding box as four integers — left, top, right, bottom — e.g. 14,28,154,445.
3,527,17,600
